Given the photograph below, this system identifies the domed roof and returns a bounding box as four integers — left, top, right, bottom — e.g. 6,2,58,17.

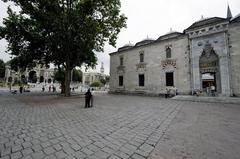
185,17,228,31
135,37,155,47
118,42,134,52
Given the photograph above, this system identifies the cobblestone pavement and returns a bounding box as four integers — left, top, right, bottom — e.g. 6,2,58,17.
0,92,240,159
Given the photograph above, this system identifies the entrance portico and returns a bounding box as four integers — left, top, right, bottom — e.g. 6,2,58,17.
191,39,231,96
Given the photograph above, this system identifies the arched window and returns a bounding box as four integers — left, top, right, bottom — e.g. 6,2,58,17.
120,56,124,66
166,47,171,58
140,53,144,62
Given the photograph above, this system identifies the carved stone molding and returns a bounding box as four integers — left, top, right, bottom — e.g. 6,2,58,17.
136,63,147,71
117,65,125,74
161,59,177,69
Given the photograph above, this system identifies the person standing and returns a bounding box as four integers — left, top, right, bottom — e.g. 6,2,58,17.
90,88,94,107
19,86,23,94
85,89,92,108
210,85,215,96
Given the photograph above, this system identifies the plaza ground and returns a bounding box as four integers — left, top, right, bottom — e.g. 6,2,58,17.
0,91,240,159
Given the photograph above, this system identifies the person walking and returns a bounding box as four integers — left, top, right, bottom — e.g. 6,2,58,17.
85,89,92,108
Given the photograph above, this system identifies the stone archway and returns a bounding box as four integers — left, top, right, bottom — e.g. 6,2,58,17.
28,71,37,83
40,76,44,83
199,43,221,94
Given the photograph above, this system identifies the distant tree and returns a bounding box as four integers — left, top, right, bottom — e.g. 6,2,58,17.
72,69,82,82
0,59,5,78
0,0,127,96
100,78,106,85
105,75,110,83
90,81,102,87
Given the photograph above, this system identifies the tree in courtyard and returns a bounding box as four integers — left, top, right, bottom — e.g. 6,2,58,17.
0,59,5,79
0,0,127,96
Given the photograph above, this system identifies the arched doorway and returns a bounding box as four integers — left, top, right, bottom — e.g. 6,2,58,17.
28,71,37,83
40,76,44,83
48,78,52,83
199,43,221,94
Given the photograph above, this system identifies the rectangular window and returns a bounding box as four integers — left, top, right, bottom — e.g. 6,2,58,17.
140,53,144,62
119,76,123,86
139,74,145,86
166,72,174,86
120,57,123,66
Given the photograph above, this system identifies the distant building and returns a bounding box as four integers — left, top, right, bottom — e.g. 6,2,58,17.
109,6,240,96
5,64,55,84
82,62,107,85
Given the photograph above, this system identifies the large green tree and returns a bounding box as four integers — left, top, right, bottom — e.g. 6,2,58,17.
0,0,127,96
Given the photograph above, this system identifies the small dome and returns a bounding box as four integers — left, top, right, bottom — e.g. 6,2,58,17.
118,42,134,52
135,37,154,47
122,42,134,47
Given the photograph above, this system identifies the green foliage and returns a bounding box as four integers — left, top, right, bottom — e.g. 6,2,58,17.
0,0,127,96
54,68,65,83
0,59,5,78
72,69,82,82
100,78,106,85
90,81,102,87
105,75,110,83
54,68,82,82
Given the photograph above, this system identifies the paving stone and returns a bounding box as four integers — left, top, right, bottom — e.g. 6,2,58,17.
93,142,105,149
43,147,55,155
53,144,62,151
108,155,121,159
70,144,81,151
55,151,67,159
114,151,130,159
0,155,10,159
81,148,94,155
131,153,146,159
139,143,154,153
101,147,115,154
1,148,11,157
72,151,86,159
10,151,22,159
94,150,110,159
32,145,42,152
22,142,33,149
32,151,46,159
21,148,33,156
11,145,23,153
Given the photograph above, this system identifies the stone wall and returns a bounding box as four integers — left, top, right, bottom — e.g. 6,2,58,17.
229,23,240,96
110,35,191,95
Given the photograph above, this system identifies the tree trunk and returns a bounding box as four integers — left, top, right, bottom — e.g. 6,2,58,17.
61,81,65,94
64,66,71,97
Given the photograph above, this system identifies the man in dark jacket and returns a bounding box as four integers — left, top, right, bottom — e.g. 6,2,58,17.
85,89,92,108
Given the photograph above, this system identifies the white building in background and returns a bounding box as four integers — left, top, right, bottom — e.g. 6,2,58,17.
109,6,240,97
82,62,107,85
5,64,55,84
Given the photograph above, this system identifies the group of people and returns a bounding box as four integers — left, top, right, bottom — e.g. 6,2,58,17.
42,85,56,92
85,88,94,108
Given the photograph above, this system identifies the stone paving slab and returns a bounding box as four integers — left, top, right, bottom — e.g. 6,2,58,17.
0,92,240,159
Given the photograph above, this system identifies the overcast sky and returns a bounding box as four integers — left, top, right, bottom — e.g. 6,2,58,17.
0,0,240,74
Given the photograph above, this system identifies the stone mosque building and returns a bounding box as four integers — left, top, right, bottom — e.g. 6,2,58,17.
5,64,55,84
109,6,240,97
